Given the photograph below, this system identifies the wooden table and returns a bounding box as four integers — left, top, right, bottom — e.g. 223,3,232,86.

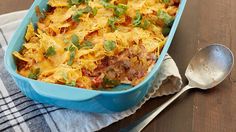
1,0,235,132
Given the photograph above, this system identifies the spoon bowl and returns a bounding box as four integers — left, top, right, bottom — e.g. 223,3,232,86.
186,44,234,89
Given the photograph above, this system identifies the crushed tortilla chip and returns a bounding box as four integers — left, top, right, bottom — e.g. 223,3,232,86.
25,23,35,41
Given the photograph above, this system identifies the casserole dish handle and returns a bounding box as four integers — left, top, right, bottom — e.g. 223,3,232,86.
29,81,100,101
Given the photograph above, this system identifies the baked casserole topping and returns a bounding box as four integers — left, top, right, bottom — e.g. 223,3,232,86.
13,0,180,89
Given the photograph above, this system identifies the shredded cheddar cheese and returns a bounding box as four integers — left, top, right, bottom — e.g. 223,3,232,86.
13,0,180,89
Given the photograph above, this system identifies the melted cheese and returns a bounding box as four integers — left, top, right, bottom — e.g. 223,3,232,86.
48,0,68,7
13,0,179,89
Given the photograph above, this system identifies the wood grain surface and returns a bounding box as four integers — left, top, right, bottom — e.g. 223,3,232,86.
0,0,235,132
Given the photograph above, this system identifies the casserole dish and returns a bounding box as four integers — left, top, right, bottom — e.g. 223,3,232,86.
4,0,187,113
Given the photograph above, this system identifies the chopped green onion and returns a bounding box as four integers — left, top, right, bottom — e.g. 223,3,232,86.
141,20,151,29
62,72,77,86
28,68,40,80
67,45,76,66
71,34,79,44
133,12,151,29
101,1,127,17
82,6,98,16
104,40,116,51
83,6,93,13
108,17,118,31
81,40,94,49
100,0,115,8
157,10,173,26
162,27,171,36
167,17,175,27
92,7,98,16
72,5,97,22
66,80,77,86
64,46,70,51
114,4,128,17
72,10,83,22
65,45,76,51
102,76,120,87
68,0,89,6
70,35,94,50
162,0,170,3
133,11,142,27
45,46,56,57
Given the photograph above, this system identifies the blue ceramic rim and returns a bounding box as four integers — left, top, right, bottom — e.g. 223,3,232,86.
4,0,187,95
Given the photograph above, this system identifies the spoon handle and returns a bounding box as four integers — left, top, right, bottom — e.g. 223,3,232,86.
120,85,193,132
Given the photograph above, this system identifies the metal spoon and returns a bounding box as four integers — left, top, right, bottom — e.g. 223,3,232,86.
120,44,234,132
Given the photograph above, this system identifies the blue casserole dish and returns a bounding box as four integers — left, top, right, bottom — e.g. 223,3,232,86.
4,0,187,113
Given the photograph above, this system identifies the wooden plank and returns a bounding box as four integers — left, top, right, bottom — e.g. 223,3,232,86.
0,0,32,15
192,0,236,132
229,0,236,84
